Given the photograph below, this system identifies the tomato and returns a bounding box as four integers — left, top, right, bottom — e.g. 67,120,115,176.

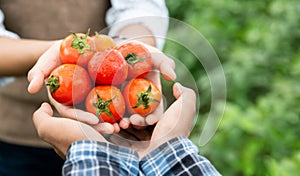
46,64,91,106
92,33,116,52
60,31,95,67
88,49,128,85
123,78,161,116
85,86,125,123
117,42,152,79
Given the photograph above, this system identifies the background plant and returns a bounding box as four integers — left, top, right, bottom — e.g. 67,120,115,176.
164,0,300,175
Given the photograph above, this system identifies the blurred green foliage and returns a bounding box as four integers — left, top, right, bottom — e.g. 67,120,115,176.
165,0,300,175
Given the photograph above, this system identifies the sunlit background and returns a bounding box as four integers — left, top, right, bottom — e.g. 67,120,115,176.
164,0,300,175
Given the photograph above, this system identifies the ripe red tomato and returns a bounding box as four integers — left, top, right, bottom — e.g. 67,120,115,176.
123,78,162,116
60,31,95,67
85,86,125,123
117,42,152,79
46,64,91,106
88,49,128,85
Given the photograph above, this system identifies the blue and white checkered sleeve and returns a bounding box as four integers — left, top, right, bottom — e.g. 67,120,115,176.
140,136,222,176
63,140,140,176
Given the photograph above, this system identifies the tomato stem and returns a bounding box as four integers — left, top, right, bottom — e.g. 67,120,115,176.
93,93,115,120
125,53,147,67
71,28,91,54
46,75,59,93
132,84,160,109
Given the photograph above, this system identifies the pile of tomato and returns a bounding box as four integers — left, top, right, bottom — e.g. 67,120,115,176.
46,31,162,124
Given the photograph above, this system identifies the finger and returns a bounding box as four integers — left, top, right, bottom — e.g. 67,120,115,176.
129,114,147,127
144,70,164,125
166,82,196,131
47,88,99,125
33,103,106,157
92,123,115,134
146,70,161,88
173,82,196,107
32,102,54,130
113,123,121,133
27,41,61,94
27,73,45,94
119,118,130,129
70,109,100,125
145,114,160,126
151,52,176,81
123,41,176,81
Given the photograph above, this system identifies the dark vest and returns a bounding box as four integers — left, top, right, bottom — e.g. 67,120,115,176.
0,0,109,147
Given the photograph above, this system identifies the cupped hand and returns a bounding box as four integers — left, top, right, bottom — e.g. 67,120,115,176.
108,83,197,159
28,39,177,134
46,87,120,134
119,41,176,129
33,102,109,159
147,82,196,145
141,83,196,158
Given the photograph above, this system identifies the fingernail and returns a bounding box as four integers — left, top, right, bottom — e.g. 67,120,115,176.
167,67,177,80
175,82,183,94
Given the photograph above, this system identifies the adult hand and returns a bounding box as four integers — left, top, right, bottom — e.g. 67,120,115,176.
144,83,196,151
46,88,119,134
27,40,176,94
27,40,62,94
109,83,197,158
119,41,176,129
33,102,109,159
28,39,176,133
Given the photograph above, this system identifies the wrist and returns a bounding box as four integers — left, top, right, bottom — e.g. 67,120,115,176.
114,24,156,47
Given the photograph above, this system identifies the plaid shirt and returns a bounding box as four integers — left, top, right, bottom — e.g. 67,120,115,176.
63,136,221,176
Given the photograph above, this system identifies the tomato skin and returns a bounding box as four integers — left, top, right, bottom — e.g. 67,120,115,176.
117,42,152,79
60,33,95,67
47,64,91,106
85,86,125,123
91,33,116,52
123,78,161,116
88,49,128,85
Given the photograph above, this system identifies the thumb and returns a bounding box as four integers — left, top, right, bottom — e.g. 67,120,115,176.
161,83,196,134
146,83,197,154
27,72,45,94
32,103,54,136
27,40,61,94
172,82,196,113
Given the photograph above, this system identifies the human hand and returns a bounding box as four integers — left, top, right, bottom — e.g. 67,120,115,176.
46,87,121,134
118,41,176,129
108,83,196,158
28,39,176,133
27,40,62,94
144,83,196,151
32,102,109,159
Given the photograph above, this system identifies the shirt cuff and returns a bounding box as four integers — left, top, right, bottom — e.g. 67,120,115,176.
0,10,19,39
64,140,139,176
0,77,15,87
140,136,198,175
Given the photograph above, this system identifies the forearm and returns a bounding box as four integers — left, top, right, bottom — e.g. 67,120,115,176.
0,37,54,76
